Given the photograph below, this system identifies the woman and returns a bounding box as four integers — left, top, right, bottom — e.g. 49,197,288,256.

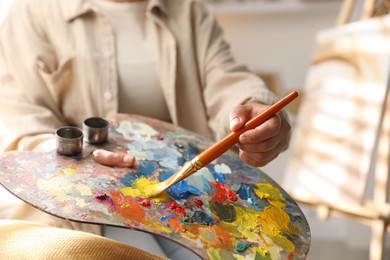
0,0,291,257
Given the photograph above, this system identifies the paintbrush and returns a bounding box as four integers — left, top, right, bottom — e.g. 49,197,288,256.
146,91,299,198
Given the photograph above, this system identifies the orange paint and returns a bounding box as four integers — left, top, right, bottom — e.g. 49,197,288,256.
109,190,145,222
168,216,186,232
199,225,233,249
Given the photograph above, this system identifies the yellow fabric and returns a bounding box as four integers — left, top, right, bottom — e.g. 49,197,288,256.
8,203,102,235
0,220,167,260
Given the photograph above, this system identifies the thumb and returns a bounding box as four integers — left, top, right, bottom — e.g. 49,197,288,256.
229,105,251,132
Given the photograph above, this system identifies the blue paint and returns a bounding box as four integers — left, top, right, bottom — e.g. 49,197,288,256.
161,214,177,221
167,180,202,200
193,175,211,192
211,169,225,184
182,143,201,161
161,171,202,200
237,184,251,200
137,161,159,176
191,211,213,225
120,172,142,186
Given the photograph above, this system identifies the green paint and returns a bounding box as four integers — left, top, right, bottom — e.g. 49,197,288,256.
209,201,236,222
236,243,251,253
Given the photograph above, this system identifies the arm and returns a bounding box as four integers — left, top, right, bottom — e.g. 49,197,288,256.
192,2,291,167
0,0,66,152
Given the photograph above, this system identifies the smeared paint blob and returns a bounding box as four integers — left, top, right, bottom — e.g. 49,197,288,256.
109,190,145,222
153,134,164,140
211,182,237,204
137,198,151,207
254,248,272,260
57,167,76,175
94,191,116,210
199,225,232,249
254,183,286,208
214,163,232,174
120,172,143,187
193,198,203,208
256,206,295,252
168,201,186,215
209,201,236,222
166,180,202,200
167,216,186,232
136,161,159,176
94,192,108,201
236,242,251,253
191,211,213,225
120,177,169,201
212,171,225,184
158,171,202,200
237,184,251,200
187,173,212,192
161,213,177,221
117,121,159,140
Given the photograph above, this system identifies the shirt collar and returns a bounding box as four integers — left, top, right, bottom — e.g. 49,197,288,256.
64,0,168,22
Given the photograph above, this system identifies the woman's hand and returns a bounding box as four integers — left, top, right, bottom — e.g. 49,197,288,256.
91,149,136,167
229,101,291,167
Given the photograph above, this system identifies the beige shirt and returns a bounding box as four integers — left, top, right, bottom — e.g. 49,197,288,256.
0,0,275,152
89,0,171,122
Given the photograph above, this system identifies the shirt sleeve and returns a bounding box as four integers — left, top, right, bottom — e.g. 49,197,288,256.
191,1,277,140
0,0,66,152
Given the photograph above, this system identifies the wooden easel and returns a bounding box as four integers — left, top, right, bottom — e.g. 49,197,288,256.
283,1,390,259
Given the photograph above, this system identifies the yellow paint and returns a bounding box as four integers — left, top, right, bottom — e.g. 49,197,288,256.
252,247,271,259
230,206,259,242
257,206,295,252
222,202,297,254
76,198,87,208
120,177,169,201
37,176,73,202
57,167,76,175
254,183,286,208
75,184,92,196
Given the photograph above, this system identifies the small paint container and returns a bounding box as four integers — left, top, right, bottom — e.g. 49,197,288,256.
56,126,84,156
83,117,109,144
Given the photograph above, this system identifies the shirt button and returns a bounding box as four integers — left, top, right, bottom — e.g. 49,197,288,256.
103,91,113,101
103,50,112,58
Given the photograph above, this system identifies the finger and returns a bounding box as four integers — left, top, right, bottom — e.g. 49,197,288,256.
91,149,136,167
239,148,279,167
236,136,279,153
229,105,251,132
239,115,281,144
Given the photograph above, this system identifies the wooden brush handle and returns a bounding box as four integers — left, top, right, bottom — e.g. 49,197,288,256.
197,91,298,166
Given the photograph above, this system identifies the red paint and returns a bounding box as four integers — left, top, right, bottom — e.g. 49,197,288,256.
137,198,151,207
168,201,186,215
193,198,203,208
154,134,164,140
211,182,237,204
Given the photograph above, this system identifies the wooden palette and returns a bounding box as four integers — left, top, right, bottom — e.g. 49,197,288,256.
0,114,310,259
